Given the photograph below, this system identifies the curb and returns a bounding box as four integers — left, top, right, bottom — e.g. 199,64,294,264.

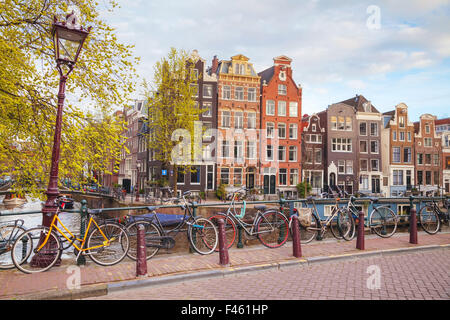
5,243,450,300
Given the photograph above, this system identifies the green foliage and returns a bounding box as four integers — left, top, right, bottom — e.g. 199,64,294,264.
216,183,227,200
296,181,312,198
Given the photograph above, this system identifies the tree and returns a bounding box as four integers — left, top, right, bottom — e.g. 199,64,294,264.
144,48,203,194
0,0,138,197
296,181,312,198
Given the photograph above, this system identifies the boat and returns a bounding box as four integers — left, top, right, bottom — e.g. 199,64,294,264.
59,194,74,209
2,192,27,206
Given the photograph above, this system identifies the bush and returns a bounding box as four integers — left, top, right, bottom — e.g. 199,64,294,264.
296,181,312,198
216,183,227,200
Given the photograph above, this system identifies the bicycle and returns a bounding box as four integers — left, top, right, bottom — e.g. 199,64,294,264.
11,199,130,273
418,198,450,234
208,186,290,249
123,190,218,261
289,196,354,244
0,219,31,269
338,196,397,240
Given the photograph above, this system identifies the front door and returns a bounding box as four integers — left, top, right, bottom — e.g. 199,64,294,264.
263,174,276,194
372,176,380,193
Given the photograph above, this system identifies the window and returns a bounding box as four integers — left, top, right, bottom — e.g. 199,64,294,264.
331,116,337,130
202,102,212,117
393,131,397,141
203,122,212,139
220,168,229,185
223,86,231,100
360,140,368,153
190,84,198,97
346,117,352,131
338,116,345,130
392,147,401,163
221,111,231,127
399,116,405,128
234,141,243,160
434,154,439,166
315,149,322,164
278,84,287,95
399,131,405,141
278,146,286,161
248,88,256,101
417,171,423,185
433,171,439,185
247,112,256,129
425,124,430,134
331,138,352,152
289,124,298,139
371,159,379,171
360,175,369,190
279,169,287,185
235,87,244,100
266,100,275,115
290,169,298,185
246,141,256,159
233,168,242,185
346,160,353,174
305,148,313,164
338,160,345,174
312,124,316,132
289,102,298,117
203,84,213,98
266,122,275,138
370,123,378,136
278,123,286,139
370,140,379,154
407,131,411,142
190,166,201,184
404,147,411,163
221,140,230,158
278,101,286,116
289,146,297,161
234,111,243,129
266,145,273,161
360,159,368,171
425,171,431,185
360,123,367,136
425,154,431,165
192,69,199,80
424,138,432,147
177,167,185,184
393,170,404,185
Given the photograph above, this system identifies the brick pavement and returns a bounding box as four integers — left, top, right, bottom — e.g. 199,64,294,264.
0,231,449,299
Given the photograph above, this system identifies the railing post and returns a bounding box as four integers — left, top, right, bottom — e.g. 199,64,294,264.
189,201,198,253
291,215,302,258
356,211,365,250
237,224,244,248
217,219,230,267
409,207,418,244
77,199,88,266
136,223,148,277
409,195,414,233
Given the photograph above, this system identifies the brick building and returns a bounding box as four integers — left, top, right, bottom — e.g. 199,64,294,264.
258,56,302,197
435,118,450,194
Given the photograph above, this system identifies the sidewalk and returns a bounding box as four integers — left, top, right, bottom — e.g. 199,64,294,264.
1,231,449,300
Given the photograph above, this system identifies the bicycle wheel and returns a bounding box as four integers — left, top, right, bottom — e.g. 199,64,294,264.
0,224,30,269
188,217,218,255
330,213,344,239
370,207,397,238
336,209,355,241
11,227,61,274
86,222,129,266
256,211,289,248
125,220,162,261
418,206,440,235
208,213,237,250
296,213,320,244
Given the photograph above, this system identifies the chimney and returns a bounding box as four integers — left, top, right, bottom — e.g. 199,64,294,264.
211,55,219,74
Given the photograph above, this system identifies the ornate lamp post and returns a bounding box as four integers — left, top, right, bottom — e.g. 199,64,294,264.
41,13,91,227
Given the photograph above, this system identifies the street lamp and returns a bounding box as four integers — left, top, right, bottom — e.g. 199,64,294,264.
41,13,91,227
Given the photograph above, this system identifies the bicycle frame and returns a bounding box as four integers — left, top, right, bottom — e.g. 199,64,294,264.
305,198,343,230
37,211,112,255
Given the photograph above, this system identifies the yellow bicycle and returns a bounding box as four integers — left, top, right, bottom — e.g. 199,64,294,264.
11,204,129,273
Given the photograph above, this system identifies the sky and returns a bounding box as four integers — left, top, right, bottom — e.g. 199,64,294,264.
99,0,450,121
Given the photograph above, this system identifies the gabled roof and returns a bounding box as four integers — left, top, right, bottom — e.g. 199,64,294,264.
339,94,380,113
258,66,274,85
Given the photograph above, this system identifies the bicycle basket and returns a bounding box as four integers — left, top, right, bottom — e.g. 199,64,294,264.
297,208,312,227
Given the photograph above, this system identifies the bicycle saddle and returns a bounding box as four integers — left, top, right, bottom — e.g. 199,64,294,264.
254,205,266,211
369,197,379,203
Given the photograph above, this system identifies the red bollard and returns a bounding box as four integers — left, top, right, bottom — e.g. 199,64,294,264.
409,207,418,244
136,224,147,277
356,211,365,250
291,215,302,258
217,219,230,266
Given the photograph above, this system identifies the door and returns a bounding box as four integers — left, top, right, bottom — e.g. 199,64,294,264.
122,179,131,193
269,175,276,194
247,173,255,189
206,165,214,190
371,177,380,193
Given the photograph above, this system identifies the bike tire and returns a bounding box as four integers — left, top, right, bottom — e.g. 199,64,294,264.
208,213,237,250
336,209,355,241
125,220,162,261
188,217,218,255
370,206,397,238
418,206,440,235
86,222,129,266
11,227,61,274
0,224,29,269
296,213,320,244
256,211,289,248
